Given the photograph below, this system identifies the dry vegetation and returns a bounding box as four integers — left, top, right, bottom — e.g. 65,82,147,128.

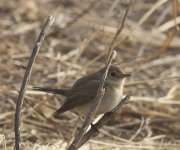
0,0,180,149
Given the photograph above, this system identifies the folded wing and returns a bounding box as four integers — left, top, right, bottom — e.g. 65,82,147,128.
53,80,102,116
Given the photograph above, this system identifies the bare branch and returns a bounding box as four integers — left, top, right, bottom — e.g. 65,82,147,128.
68,51,117,150
14,16,55,150
77,95,131,149
107,0,132,58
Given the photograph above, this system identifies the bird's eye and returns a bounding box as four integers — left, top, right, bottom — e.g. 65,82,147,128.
110,72,116,77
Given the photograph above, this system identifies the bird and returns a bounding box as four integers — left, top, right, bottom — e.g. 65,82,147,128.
33,65,130,117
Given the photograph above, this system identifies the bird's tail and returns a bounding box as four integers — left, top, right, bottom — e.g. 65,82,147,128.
33,87,68,96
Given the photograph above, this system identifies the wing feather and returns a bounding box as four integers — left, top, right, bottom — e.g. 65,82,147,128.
53,80,102,116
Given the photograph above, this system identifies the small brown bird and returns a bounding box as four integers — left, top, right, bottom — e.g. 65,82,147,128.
33,65,130,116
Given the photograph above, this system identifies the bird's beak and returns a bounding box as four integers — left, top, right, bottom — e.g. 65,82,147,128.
120,73,131,78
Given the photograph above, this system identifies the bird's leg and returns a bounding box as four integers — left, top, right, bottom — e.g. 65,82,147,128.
90,123,99,135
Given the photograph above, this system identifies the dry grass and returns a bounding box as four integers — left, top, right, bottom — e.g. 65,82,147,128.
0,0,180,149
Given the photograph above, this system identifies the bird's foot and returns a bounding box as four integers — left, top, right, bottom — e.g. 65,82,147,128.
90,123,99,135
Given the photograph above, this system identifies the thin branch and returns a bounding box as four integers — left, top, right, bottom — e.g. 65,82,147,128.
14,16,55,150
154,29,177,59
78,95,131,149
172,0,180,30
68,51,117,150
107,0,132,58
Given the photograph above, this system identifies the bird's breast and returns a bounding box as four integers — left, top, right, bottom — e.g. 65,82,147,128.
75,86,123,116
97,87,122,114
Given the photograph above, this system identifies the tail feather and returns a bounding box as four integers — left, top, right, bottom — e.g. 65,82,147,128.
52,108,65,117
33,87,67,96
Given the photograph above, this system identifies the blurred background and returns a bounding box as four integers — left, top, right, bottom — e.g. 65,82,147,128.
0,0,180,149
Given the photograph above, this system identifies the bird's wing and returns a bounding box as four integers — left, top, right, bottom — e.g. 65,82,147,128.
71,71,101,90
52,80,102,116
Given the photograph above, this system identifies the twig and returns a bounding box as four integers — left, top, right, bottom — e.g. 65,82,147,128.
107,0,132,58
67,50,117,150
154,29,177,59
14,16,55,150
133,0,167,29
77,95,131,149
172,0,180,30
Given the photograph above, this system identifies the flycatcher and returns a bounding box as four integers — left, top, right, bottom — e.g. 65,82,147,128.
34,65,130,116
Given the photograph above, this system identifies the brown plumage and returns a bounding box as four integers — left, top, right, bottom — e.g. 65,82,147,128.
33,65,130,116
